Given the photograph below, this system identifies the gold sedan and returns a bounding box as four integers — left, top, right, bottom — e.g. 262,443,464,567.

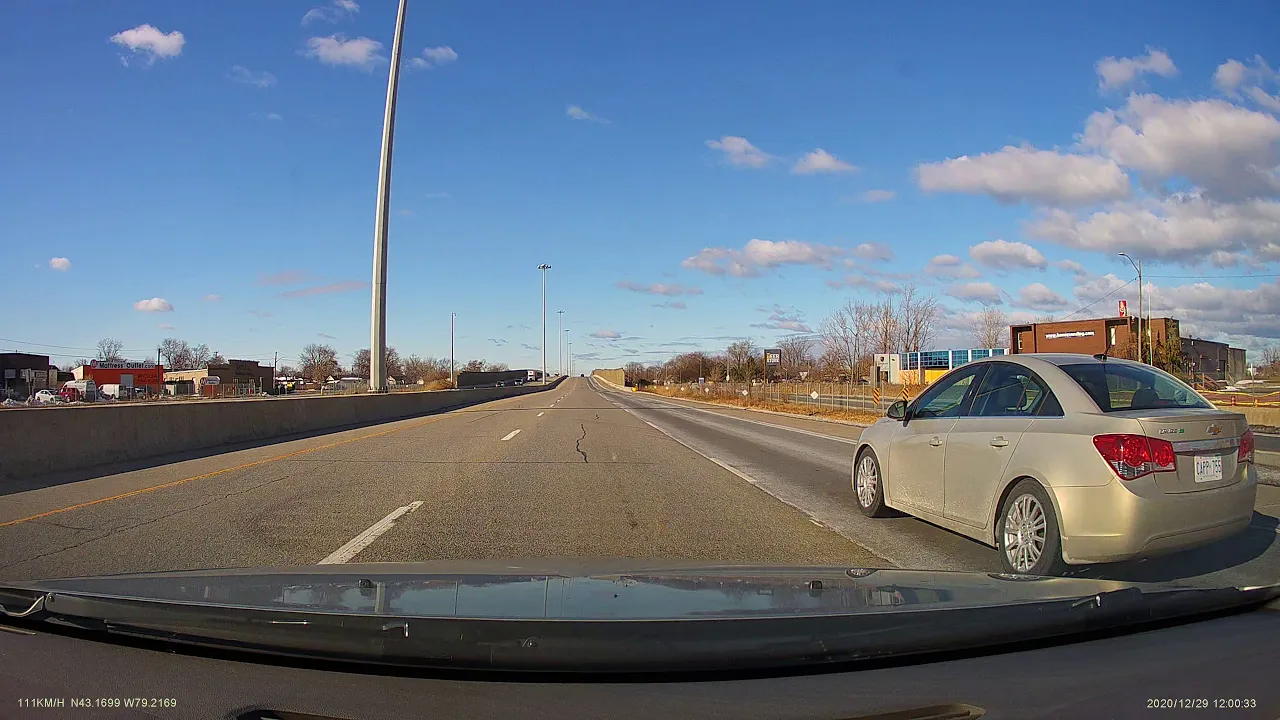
852,353,1258,575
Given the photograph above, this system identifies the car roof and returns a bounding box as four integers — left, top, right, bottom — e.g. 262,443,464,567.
975,352,1147,369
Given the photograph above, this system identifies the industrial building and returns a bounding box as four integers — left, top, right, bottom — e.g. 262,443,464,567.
1009,316,1179,357
873,348,1008,385
164,359,275,396
1182,337,1248,383
73,360,166,397
0,352,54,396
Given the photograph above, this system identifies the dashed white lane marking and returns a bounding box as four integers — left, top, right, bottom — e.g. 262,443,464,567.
318,501,423,564
537,412,545,417
501,429,522,441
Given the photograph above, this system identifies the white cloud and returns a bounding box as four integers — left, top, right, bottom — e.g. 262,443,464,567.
110,25,185,66
203,294,221,302
266,112,283,121
425,192,452,199
924,254,982,280
682,239,844,277
853,242,894,262
303,0,359,25
1027,194,1280,265
825,274,902,294
1096,48,1177,91
615,281,702,296
134,297,174,313
566,105,608,123
1080,93,1280,201
230,65,276,88
653,301,687,310
1072,273,1133,304
751,320,813,333
917,145,1130,206
969,239,1047,271
302,35,385,70
1016,282,1070,311
158,323,176,330
48,257,71,271
705,136,773,168
1052,259,1091,278
857,189,896,203
1214,59,1249,93
947,282,1004,305
792,148,857,174
590,329,622,339
410,45,458,70
1213,56,1280,113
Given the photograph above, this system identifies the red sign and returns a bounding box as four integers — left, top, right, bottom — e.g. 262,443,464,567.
1118,300,1128,317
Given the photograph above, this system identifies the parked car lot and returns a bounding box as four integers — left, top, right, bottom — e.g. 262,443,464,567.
853,353,1258,575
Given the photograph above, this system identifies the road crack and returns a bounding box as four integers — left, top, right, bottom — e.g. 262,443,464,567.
575,424,589,463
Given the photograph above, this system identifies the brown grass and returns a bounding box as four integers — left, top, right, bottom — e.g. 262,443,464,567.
421,379,455,391
640,386,882,425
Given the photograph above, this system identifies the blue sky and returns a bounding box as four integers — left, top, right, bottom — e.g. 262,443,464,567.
4,0,1280,371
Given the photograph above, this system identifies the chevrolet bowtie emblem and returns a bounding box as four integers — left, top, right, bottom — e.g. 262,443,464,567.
1208,424,1222,436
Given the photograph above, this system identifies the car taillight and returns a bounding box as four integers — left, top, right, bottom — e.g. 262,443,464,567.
1093,434,1177,480
1238,429,1255,464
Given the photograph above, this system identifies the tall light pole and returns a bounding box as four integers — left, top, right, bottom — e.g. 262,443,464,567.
564,329,571,375
538,264,551,383
368,0,408,393
557,310,565,375
568,342,573,376
1119,253,1142,364
450,312,456,388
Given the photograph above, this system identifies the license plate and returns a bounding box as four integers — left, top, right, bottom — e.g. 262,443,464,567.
1194,455,1223,483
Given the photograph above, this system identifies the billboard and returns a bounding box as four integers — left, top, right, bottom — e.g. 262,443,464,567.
1118,299,1128,317
763,349,781,366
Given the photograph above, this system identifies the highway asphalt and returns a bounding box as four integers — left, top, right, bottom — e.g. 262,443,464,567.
1,377,1278,591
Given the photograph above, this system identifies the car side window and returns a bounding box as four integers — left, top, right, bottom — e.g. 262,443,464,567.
912,366,983,419
969,363,1055,417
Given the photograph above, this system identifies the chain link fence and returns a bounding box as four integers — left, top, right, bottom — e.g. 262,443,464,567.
661,381,928,413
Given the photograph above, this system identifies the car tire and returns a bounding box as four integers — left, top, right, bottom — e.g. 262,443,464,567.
996,479,1065,576
853,448,891,518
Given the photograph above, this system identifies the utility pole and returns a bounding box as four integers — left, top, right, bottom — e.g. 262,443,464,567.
273,351,278,394
368,0,408,393
450,312,456,388
538,264,551,383
565,329,571,375
1119,253,1142,364
568,342,573,375
557,310,565,375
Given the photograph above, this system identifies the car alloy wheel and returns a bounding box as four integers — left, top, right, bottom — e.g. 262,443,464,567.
855,455,878,509
1002,493,1047,573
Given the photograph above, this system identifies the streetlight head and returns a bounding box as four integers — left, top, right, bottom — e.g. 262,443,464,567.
538,264,552,270
1118,252,1128,257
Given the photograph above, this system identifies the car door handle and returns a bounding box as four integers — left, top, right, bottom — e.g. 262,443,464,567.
929,437,943,447
990,436,1009,448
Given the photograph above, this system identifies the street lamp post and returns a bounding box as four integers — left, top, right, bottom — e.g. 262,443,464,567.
568,342,573,376
1118,253,1142,364
564,329,570,376
557,310,565,376
368,0,408,393
450,312,456,389
538,264,551,383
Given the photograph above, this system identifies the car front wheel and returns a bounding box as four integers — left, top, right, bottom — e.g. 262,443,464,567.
853,448,891,518
996,479,1065,576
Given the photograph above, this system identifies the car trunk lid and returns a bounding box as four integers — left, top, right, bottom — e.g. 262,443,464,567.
1118,409,1249,493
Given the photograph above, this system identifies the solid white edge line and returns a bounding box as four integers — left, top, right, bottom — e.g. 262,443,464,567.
318,501,424,565
501,429,522,441
537,412,545,417
622,388,861,445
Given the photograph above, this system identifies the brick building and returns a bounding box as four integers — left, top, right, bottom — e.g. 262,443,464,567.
164,359,275,396
1009,317,1179,358
1182,337,1248,383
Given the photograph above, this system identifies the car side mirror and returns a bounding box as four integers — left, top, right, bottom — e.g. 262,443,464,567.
886,399,907,421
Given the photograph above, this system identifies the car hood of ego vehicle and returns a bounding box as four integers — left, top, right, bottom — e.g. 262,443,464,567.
3,560,1278,674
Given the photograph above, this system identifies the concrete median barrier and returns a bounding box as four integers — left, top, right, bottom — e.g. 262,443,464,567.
1,378,564,482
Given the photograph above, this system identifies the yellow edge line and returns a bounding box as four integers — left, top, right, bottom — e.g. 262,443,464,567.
0,413,451,530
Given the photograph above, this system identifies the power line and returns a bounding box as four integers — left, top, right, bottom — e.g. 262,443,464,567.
0,337,154,353
1146,273,1280,279
1056,277,1136,321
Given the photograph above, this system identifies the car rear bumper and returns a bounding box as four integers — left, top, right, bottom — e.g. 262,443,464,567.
1053,465,1258,565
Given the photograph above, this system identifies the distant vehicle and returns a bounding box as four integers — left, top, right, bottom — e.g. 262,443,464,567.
60,379,98,402
33,389,60,404
853,353,1257,576
98,383,121,400
580,374,585,378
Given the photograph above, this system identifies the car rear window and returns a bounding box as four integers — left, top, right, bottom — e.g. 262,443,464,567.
1059,363,1211,413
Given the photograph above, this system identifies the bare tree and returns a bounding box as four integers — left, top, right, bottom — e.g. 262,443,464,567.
725,339,759,382
96,338,124,362
278,364,299,378
299,343,339,383
971,306,1010,349
483,361,509,372
207,352,226,366
351,349,371,379
70,358,92,370
897,284,941,353
778,335,814,381
869,294,899,355
461,359,487,372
